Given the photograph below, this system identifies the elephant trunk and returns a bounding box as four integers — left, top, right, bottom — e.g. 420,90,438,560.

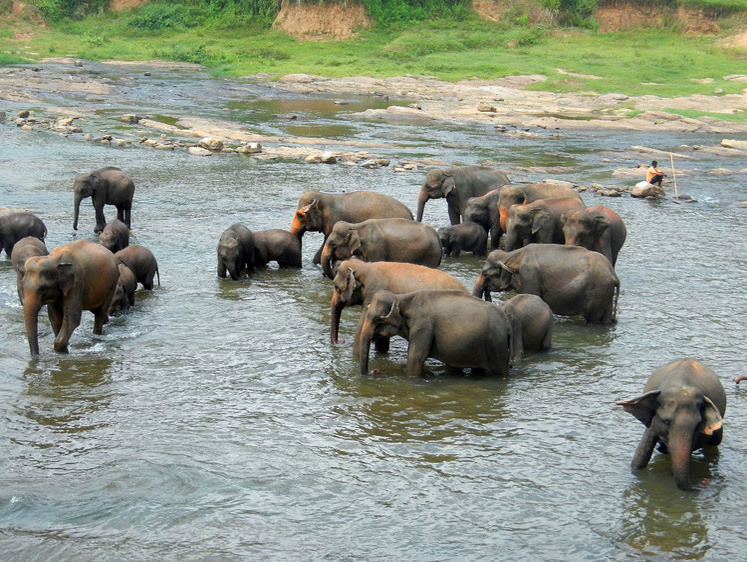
359,321,375,375
73,193,82,231
472,274,491,302
504,229,521,252
24,294,41,356
499,206,509,233
321,244,335,279
416,191,429,222
670,432,694,490
330,293,345,344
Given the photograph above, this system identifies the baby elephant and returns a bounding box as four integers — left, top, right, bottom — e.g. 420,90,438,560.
10,236,49,304
617,358,726,491
109,262,137,314
114,245,160,290
438,223,488,257
499,294,552,362
217,223,254,280
359,289,512,378
253,229,302,268
98,218,130,253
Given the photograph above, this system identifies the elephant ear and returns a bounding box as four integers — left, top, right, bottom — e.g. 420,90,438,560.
342,267,357,302
594,215,611,234
347,229,362,255
531,210,551,235
56,262,75,297
701,396,723,436
616,390,660,427
440,175,456,197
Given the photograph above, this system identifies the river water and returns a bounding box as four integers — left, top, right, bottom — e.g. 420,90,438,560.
1,61,746,559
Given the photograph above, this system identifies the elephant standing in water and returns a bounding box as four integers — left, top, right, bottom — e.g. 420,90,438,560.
23,240,119,355
438,223,488,257
417,166,510,225
359,289,513,378
462,188,504,249
496,183,583,233
252,229,302,268
73,167,135,233
217,223,254,280
561,204,627,266
0,212,47,257
114,245,160,290
499,294,553,362
320,218,442,279
290,190,413,265
329,258,468,351
617,358,726,490
473,244,619,324
503,196,586,252
11,236,49,304
98,218,130,253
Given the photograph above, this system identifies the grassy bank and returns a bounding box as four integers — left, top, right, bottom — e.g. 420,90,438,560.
1,2,745,106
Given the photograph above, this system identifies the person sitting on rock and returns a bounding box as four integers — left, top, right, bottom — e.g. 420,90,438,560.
646,160,666,186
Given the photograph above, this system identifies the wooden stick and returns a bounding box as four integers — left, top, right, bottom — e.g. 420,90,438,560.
669,152,678,199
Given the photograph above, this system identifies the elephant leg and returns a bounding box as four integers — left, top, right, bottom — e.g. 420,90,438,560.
47,303,64,336
116,206,125,222
94,205,107,233
313,243,324,265
631,426,658,470
448,205,461,226
352,315,365,356
54,307,82,352
92,305,110,335
405,330,431,377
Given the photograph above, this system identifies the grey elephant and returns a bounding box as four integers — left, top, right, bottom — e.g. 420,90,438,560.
98,218,130,253
617,358,726,491
23,240,119,355
499,294,552,362
114,245,160,290
217,223,254,280
320,218,442,279
329,258,468,351
417,166,510,225
73,167,135,233
253,229,302,268
10,236,49,303
291,190,413,264
504,196,586,252
561,204,627,267
359,289,512,377
462,188,504,249
472,244,619,324
109,262,137,314
0,212,47,257
438,223,488,257
496,183,583,234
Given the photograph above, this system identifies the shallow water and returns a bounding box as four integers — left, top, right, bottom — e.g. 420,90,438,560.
1,62,746,559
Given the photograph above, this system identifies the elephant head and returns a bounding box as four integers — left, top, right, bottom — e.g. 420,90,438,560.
329,263,365,344
497,186,527,233
417,169,454,222
562,210,609,250
290,195,323,236
462,197,489,230
617,387,723,490
73,171,103,231
472,250,516,302
217,237,242,280
320,222,361,279
504,205,553,251
358,290,405,375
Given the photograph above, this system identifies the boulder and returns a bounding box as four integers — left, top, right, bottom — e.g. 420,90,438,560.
631,181,665,199
237,142,262,154
197,137,224,151
121,114,140,124
188,146,213,156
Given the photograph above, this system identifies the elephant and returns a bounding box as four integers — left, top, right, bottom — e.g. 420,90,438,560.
253,229,302,268
98,218,130,253
417,166,510,225
329,258,469,351
462,188,504,249
320,218,442,279
114,244,160,290
438,223,487,257
23,239,119,355
616,358,726,491
499,294,552,362
109,262,137,314
504,196,587,252
217,223,254,280
561,204,627,267
73,167,135,233
0,212,47,257
10,236,49,304
496,183,584,233
359,289,512,377
472,244,619,324
290,190,413,265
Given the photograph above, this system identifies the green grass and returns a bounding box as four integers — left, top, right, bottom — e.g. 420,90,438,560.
1,6,745,113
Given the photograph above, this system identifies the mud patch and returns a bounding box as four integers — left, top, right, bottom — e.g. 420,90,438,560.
596,3,722,34
272,0,371,41
473,0,555,26
110,0,149,11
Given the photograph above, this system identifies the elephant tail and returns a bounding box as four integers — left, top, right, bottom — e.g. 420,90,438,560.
156,265,161,287
611,278,620,323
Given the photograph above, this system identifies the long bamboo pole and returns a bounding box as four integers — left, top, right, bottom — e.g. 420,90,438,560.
669,152,678,200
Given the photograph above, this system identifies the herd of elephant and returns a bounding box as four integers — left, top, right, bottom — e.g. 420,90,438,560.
1,165,729,491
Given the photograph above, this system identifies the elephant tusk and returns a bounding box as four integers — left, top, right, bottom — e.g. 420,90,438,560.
381,302,396,319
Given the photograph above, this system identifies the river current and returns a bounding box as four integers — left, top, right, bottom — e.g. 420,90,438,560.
1,61,746,559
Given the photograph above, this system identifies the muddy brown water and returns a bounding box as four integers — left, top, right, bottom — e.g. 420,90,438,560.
0,61,746,559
